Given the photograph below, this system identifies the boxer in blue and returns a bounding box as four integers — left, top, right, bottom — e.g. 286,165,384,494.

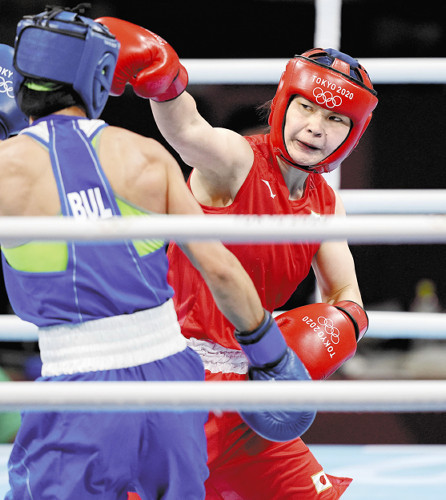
0,5,316,499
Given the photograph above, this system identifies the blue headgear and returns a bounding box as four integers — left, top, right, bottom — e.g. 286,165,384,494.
13,4,120,118
0,44,28,139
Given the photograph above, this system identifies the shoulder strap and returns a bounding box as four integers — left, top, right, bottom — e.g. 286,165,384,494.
44,116,118,217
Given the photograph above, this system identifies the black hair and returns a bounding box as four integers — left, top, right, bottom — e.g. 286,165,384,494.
17,79,85,119
256,99,272,125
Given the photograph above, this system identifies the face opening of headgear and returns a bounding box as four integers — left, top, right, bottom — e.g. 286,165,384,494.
13,3,120,119
268,48,378,174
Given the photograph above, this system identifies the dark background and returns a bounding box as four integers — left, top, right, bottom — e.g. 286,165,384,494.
1,0,445,444
1,0,444,311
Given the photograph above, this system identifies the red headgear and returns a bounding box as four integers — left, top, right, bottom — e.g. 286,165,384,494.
269,48,378,173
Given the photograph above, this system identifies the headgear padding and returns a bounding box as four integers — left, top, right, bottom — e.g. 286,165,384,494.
0,44,28,139
269,48,378,173
13,5,120,119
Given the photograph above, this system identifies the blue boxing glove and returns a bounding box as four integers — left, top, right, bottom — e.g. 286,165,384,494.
0,44,28,140
234,311,316,442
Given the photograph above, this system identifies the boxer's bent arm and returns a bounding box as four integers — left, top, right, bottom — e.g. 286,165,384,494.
165,153,264,332
312,191,363,305
182,241,265,332
313,240,362,305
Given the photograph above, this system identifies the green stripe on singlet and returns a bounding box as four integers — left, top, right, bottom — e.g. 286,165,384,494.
2,200,164,272
115,197,165,256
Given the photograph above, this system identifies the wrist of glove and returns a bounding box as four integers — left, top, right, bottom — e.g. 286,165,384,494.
334,300,369,341
234,310,288,368
149,63,188,102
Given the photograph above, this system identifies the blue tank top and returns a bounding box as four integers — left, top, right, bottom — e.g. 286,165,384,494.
1,115,173,327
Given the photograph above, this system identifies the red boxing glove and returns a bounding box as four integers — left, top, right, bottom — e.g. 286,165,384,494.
275,301,368,380
95,17,188,101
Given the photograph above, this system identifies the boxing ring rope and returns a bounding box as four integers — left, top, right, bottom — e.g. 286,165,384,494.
0,214,446,244
182,0,446,85
1,310,445,343
0,214,445,344
184,58,446,85
181,0,446,86
0,380,445,412
1,213,445,343
339,190,446,214
314,0,342,50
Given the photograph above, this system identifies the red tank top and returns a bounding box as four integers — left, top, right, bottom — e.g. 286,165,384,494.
167,134,336,349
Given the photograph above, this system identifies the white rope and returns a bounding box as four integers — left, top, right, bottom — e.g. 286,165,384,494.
0,380,444,412
364,311,446,340
184,58,446,85
182,2,446,85
314,0,342,50
0,214,446,244
0,316,37,341
340,190,446,214
2,311,446,342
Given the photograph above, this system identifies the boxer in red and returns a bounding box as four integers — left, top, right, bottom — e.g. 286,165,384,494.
97,16,376,499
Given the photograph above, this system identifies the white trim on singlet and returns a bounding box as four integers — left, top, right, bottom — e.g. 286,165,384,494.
39,299,187,376
187,337,249,375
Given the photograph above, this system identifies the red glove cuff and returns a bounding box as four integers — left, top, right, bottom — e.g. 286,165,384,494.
151,64,188,102
334,300,368,341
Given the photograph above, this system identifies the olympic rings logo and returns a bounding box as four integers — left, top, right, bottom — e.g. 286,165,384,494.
317,316,340,344
312,87,342,109
0,76,14,99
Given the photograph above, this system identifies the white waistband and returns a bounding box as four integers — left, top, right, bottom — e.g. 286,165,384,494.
39,299,187,376
186,338,248,375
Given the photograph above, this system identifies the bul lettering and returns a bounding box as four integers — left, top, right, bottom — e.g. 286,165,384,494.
67,187,113,219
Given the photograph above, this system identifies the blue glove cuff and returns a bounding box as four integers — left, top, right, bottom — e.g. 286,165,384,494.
234,311,288,368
